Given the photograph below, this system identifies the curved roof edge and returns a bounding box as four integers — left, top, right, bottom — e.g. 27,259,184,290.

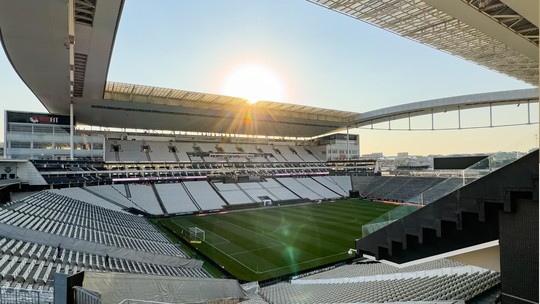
351,88,538,127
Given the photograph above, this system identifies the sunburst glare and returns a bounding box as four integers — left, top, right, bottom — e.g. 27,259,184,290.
221,64,284,104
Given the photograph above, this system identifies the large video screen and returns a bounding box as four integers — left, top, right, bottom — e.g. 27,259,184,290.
434,155,488,170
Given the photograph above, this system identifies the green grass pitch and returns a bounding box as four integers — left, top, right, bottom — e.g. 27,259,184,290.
158,199,396,281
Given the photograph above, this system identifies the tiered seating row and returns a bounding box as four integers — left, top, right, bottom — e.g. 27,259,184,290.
351,176,446,202
276,178,324,200
275,147,304,163
0,237,209,289
183,181,226,211
213,183,255,205
261,271,500,303
295,178,341,199
48,188,126,213
300,259,466,280
1,192,185,257
50,177,348,217
258,179,299,201
27,192,152,230
312,176,348,196
214,177,331,205
329,176,352,192
237,183,278,202
85,185,141,210
390,177,444,202
154,183,199,214
290,146,319,163
127,185,163,215
147,141,177,162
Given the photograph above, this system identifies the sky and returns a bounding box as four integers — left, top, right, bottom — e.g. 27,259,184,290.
0,0,537,156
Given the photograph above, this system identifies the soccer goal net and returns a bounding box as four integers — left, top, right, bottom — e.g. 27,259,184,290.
188,227,205,242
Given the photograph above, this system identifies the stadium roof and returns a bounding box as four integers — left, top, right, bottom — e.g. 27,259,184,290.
77,83,535,136
308,0,539,85
104,82,358,120
351,87,538,128
0,0,537,137
73,81,359,137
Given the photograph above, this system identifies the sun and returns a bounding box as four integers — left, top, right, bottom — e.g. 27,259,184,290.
221,64,284,104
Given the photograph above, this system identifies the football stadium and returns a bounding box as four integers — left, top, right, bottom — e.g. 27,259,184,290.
0,1,538,303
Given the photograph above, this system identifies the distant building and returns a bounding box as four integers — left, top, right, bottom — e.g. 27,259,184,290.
397,152,408,158
362,152,383,159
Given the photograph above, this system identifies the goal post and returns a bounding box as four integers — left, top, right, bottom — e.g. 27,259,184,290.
188,227,205,242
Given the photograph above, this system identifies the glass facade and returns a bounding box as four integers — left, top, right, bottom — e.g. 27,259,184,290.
4,111,104,160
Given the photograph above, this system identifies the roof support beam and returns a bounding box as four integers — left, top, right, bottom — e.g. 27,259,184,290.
423,0,538,61
68,0,76,160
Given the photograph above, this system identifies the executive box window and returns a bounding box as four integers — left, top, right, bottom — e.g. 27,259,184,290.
10,141,31,148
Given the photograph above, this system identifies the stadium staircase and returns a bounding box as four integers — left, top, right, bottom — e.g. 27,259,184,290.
238,186,257,203
274,178,302,199
144,147,152,162
82,188,127,210
208,182,232,206
181,183,202,211
357,149,538,264
150,183,168,215
171,147,180,162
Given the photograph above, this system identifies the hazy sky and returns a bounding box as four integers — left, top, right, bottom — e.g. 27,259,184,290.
0,1,537,155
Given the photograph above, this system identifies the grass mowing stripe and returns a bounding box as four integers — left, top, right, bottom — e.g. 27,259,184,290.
248,206,367,241
223,208,356,252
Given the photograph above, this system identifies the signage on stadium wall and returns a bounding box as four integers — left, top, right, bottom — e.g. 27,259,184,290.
111,175,208,182
6,111,71,126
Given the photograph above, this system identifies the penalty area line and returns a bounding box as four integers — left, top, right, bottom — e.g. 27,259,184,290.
229,243,287,257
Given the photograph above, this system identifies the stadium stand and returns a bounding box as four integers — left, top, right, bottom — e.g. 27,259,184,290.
219,143,239,153
0,192,181,256
390,177,445,202
312,176,348,197
328,176,352,192
289,146,320,163
275,146,304,163
146,141,177,162
61,176,350,216
351,175,378,194
351,176,446,202
195,142,217,153
237,144,258,154
48,188,126,213
236,182,279,202
171,142,194,162
86,185,142,210
258,179,299,201
416,177,476,205
260,271,499,303
115,140,148,162
154,183,200,214
307,146,327,162
294,177,341,199
213,182,256,205
0,190,212,293
257,145,285,162
276,178,324,200
183,181,226,211
0,236,208,289
3,0,537,301
126,184,164,215
298,259,466,280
